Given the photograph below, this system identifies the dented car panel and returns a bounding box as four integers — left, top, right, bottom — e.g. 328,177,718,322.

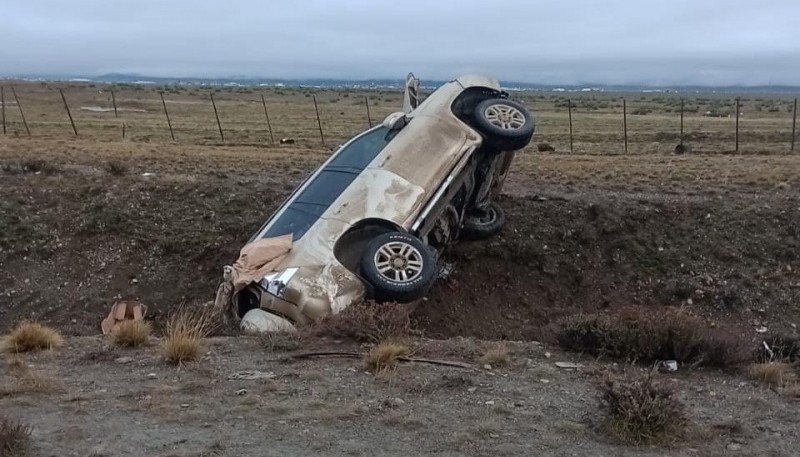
230,74,534,328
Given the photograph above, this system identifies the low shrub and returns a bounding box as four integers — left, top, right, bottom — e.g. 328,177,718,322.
0,416,32,456
601,373,686,445
312,300,412,344
2,322,63,353
557,308,744,367
162,307,215,364
110,320,151,348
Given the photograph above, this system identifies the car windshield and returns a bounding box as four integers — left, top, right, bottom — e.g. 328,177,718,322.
261,126,393,240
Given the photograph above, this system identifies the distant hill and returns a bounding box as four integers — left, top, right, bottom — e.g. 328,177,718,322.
4,73,799,95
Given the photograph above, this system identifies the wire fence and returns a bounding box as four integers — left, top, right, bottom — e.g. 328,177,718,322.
0,82,797,155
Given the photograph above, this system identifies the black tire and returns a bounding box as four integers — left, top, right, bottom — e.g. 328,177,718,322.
473,98,535,151
461,202,506,240
360,232,435,303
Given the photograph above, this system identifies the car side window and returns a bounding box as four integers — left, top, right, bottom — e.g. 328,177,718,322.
262,126,393,240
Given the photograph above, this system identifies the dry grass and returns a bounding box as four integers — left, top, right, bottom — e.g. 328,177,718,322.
258,331,303,352
110,320,152,348
478,342,511,368
557,308,744,367
601,372,686,446
364,340,412,375
2,322,63,354
748,361,797,387
162,307,214,365
312,300,412,344
0,416,32,457
0,358,56,398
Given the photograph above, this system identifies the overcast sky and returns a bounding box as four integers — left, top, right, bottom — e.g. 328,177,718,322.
4,0,800,86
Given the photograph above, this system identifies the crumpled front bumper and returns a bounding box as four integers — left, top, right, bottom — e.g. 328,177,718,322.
233,262,366,325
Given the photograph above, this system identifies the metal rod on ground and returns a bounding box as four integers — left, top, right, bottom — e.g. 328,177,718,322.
1,86,5,135
623,98,628,153
680,98,684,145
111,89,118,117
260,94,275,144
735,98,740,153
792,98,797,152
365,96,372,128
568,98,574,153
159,91,175,142
11,87,30,136
59,88,78,136
210,93,224,141
313,95,326,148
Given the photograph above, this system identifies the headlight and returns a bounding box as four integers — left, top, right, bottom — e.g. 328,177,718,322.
259,268,298,298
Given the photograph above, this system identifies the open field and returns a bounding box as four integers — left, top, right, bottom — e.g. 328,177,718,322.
1,81,798,154
1,85,800,455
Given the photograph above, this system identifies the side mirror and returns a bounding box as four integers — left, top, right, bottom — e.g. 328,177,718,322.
382,112,408,130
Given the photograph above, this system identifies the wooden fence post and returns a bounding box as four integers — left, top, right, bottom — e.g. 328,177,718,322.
260,94,275,144
210,93,224,141
10,87,30,136
623,98,628,153
313,95,326,148
735,97,740,153
111,89,119,117
122,122,126,140
1,86,5,135
680,98,684,145
59,88,78,136
792,98,797,152
365,96,372,128
568,99,574,153
159,91,175,142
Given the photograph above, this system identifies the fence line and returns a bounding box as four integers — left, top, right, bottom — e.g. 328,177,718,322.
0,85,798,155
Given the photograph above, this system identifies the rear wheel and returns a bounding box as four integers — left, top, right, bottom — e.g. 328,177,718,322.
461,201,506,240
473,99,535,151
360,232,435,303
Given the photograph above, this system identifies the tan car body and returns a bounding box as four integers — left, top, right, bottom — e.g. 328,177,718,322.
234,75,509,324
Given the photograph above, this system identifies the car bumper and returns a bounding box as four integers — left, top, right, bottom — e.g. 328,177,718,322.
234,263,366,325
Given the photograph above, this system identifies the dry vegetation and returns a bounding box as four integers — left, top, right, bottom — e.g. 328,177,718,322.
601,373,687,446
0,416,32,457
162,308,214,364
1,322,63,354
557,308,744,367
364,340,412,375
748,361,797,388
109,320,152,348
0,358,56,398
311,300,412,344
478,342,511,368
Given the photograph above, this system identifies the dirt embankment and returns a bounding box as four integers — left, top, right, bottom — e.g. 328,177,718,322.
2,154,798,342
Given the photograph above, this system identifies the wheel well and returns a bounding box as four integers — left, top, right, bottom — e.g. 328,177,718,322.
333,219,403,273
450,86,501,124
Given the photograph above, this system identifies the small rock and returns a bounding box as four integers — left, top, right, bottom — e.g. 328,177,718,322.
146,373,157,380
483,364,493,370
756,326,768,334
660,360,679,372
181,403,190,408
467,387,478,393
235,389,248,396
544,352,552,359
115,357,133,364
555,362,583,369
489,433,500,439
726,443,743,451
485,400,495,405
539,379,550,384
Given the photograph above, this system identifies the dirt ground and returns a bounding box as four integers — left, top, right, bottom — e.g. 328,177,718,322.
1,132,800,455
3,337,799,457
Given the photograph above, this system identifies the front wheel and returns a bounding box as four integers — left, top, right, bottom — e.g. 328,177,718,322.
360,232,436,303
473,98,535,151
461,202,506,240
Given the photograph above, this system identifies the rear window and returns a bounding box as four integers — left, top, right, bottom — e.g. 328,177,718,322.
261,126,393,240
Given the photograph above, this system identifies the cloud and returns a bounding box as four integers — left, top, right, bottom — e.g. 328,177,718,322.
3,0,800,85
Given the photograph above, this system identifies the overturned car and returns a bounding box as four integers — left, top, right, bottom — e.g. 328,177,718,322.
223,74,535,331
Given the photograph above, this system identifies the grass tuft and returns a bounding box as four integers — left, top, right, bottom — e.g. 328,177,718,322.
364,340,412,375
105,160,128,176
601,372,686,445
162,307,214,364
748,361,796,387
312,300,411,344
0,416,32,456
479,342,511,368
110,320,152,348
2,322,63,354
557,308,743,367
